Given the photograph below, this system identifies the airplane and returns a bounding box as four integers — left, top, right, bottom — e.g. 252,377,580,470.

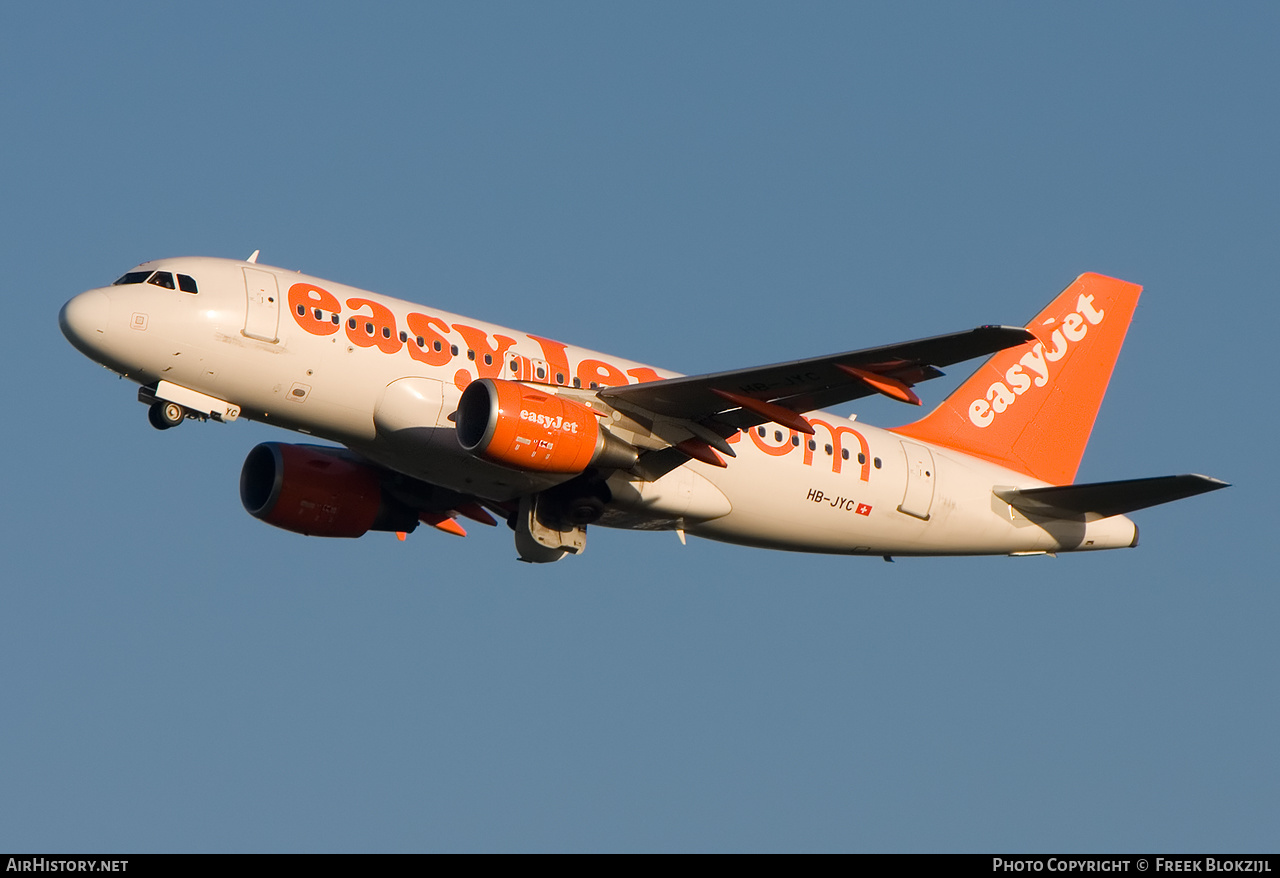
58,253,1227,563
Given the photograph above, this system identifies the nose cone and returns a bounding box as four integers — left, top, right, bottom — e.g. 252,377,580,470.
59,290,109,356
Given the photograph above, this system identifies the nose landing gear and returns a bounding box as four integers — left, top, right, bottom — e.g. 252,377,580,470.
138,381,241,429
148,401,186,430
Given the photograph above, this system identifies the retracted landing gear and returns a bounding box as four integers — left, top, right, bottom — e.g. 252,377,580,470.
147,401,186,430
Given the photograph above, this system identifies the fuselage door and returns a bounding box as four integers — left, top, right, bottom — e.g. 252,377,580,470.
898,441,936,520
503,353,554,385
505,350,530,381
242,267,280,343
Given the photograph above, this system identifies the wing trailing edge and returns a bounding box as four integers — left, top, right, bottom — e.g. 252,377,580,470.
599,324,1033,474
599,325,1032,434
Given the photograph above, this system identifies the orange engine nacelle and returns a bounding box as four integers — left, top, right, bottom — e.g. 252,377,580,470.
456,379,637,474
239,442,419,538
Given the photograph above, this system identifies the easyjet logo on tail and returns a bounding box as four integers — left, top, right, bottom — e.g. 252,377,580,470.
892,272,1140,487
968,292,1106,428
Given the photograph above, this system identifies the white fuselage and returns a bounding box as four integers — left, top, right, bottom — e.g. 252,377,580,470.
60,256,1138,556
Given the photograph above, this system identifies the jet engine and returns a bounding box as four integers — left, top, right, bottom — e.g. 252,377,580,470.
240,442,419,538
456,379,637,474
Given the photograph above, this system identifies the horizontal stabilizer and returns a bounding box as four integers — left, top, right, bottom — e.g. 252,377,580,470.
995,474,1229,519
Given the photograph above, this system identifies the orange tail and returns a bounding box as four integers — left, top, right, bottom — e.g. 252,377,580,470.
892,273,1141,485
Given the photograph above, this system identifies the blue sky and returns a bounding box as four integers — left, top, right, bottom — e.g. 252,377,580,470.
1,2,1274,852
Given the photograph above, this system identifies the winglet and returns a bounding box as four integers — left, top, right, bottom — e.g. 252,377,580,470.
893,273,1141,485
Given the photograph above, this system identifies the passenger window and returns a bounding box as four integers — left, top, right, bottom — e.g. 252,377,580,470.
177,274,198,294
147,271,176,289
113,271,151,285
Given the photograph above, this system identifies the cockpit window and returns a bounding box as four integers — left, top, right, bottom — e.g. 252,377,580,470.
111,269,198,293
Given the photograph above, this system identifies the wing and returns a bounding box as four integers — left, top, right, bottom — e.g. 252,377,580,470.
597,325,1032,460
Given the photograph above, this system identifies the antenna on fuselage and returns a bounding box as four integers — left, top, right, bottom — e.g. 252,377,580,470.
246,249,260,264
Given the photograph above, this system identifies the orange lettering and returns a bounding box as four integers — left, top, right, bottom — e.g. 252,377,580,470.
452,323,516,379
288,283,340,336
345,298,402,354
404,312,453,366
626,367,663,383
748,426,795,457
577,359,628,388
529,335,571,386
804,418,871,479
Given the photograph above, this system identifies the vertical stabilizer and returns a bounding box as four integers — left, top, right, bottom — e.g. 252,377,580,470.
892,273,1141,485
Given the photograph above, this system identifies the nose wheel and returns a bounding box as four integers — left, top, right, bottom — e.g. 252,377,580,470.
148,401,186,430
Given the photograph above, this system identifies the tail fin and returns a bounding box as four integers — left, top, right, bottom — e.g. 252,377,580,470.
892,273,1141,485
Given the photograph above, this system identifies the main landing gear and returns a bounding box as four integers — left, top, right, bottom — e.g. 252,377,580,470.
511,475,612,563
147,400,186,430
